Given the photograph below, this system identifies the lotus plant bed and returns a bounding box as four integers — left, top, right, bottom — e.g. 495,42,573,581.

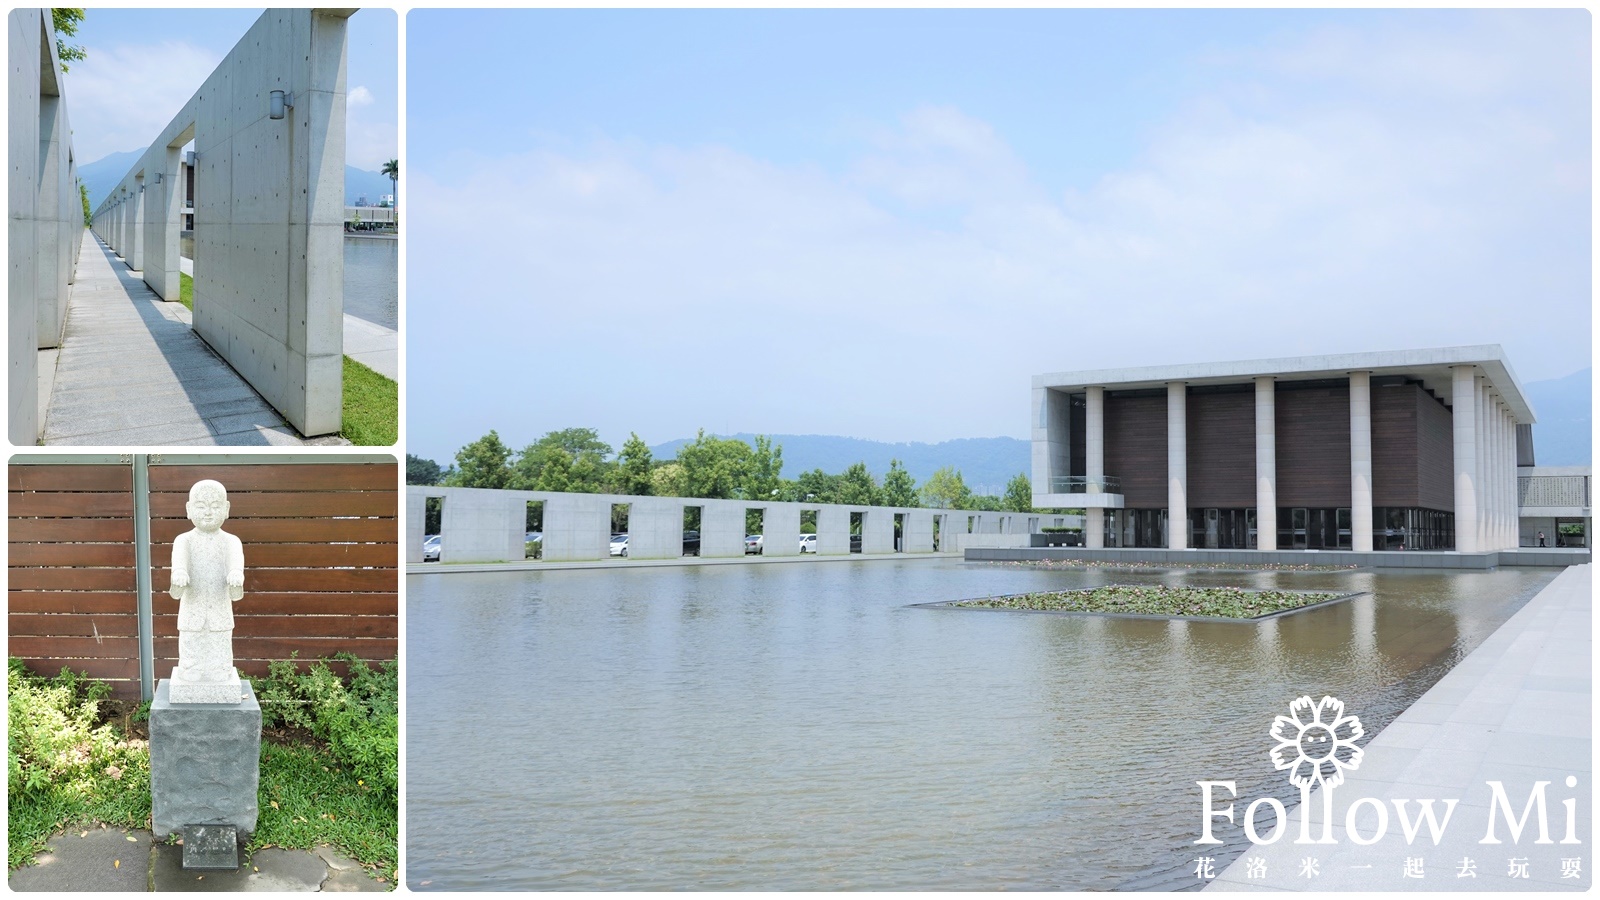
925,584,1363,622
992,558,1360,573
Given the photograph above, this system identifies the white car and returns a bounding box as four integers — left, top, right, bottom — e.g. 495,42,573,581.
745,534,764,555
609,533,629,557
422,534,441,562
798,534,817,553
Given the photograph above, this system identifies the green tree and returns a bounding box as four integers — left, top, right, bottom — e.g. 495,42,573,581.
650,462,688,497
967,493,1005,511
79,182,90,227
51,9,86,71
795,468,838,504
405,454,442,485
510,428,614,491
535,448,573,492
675,430,751,499
744,435,784,503
835,462,880,506
881,459,918,508
447,431,511,488
1002,473,1034,512
920,466,971,509
616,432,654,495
381,158,398,227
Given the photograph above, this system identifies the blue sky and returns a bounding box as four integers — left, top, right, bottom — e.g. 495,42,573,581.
63,8,397,170
406,9,1591,466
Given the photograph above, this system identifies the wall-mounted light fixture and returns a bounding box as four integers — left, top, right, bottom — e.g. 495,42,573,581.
154,173,163,184
269,89,294,120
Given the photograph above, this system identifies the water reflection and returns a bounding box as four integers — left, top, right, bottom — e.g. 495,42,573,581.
406,561,1558,890
343,236,397,329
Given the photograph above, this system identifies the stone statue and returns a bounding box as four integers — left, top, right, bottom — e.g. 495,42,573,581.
168,479,246,704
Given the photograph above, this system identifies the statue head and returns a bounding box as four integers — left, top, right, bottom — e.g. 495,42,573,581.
185,480,230,532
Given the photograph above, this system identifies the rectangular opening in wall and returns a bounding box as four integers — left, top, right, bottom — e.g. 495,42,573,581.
525,500,543,559
611,503,630,557
746,508,764,554
799,508,818,553
850,511,864,553
682,505,702,557
893,513,905,552
933,515,943,551
424,497,443,562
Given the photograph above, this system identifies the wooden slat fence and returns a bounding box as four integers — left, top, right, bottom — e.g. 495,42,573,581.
9,465,141,696
9,460,398,699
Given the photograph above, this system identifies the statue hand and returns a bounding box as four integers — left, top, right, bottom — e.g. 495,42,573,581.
169,571,189,600
227,572,244,601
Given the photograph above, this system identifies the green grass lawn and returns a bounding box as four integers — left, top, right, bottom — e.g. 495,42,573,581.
953,585,1341,618
341,357,397,446
178,272,193,311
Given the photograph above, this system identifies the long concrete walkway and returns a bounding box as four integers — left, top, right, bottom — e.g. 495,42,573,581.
40,233,342,446
1206,564,1591,891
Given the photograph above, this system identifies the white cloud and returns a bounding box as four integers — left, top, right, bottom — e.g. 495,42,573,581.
65,40,221,162
347,85,374,108
408,12,1589,450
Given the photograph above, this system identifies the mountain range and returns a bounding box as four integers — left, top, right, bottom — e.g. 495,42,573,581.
650,368,1590,489
77,150,392,211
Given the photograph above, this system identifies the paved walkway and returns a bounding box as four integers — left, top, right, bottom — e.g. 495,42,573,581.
1206,564,1591,891
7,826,389,892
180,255,398,380
40,234,340,446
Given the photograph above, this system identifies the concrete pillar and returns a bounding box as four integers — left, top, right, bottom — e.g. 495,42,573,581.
1452,366,1479,553
1085,385,1105,549
540,492,611,562
128,178,145,271
816,505,850,555
626,496,681,559
861,509,895,554
1349,372,1373,552
1476,379,1490,551
762,503,801,557
35,91,67,349
701,501,745,558
9,8,42,444
1167,381,1188,550
144,145,183,302
903,509,935,553
405,490,426,563
439,489,524,563
1255,377,1277,550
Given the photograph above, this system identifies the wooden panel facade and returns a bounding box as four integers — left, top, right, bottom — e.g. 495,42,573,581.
1104,392,1168,508
8,465,141,697
1187,389,1255,508
1275,382,1352,508
1370,381,1455,511
1416,388,1455,512
9,460,398,699
148,463,398,682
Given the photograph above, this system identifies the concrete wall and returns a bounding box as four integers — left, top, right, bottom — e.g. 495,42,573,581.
9,9,78,444
90,9,353,437
409,487,1039,564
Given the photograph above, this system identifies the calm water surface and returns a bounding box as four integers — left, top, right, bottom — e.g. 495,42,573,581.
406,561,1558,890
343,236,397,329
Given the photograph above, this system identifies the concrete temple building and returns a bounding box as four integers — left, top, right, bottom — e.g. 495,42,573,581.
1031,346,1551,554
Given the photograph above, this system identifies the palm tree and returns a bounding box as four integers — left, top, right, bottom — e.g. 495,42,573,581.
381,158,399,230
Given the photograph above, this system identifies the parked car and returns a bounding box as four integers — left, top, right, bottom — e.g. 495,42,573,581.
850,533,863,552
525,531,543,559
682,530,701,556
422,534,441,562
609,533,629,557
798,534,817,553
745,534,764,555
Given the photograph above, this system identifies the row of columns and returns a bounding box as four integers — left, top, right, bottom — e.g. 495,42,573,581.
1076,369,1519,552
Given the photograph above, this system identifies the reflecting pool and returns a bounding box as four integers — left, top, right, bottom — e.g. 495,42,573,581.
406,560,1559,890
343,236,397,329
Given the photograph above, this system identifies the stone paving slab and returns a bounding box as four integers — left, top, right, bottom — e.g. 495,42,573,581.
7,825,389,892
40,234,330,446
1205,564,1591,892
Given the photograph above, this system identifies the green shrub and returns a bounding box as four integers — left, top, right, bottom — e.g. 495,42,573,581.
255,655,397,799
7,660,151,868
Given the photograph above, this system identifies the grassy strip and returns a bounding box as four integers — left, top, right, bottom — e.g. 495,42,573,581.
7,662,150,869
342,356,397,446
252,742,396,884
178,271,194,310
954,585,1340,618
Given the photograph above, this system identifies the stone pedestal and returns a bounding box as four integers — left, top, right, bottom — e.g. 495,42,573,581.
168,666,243,705
149,680,261,839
